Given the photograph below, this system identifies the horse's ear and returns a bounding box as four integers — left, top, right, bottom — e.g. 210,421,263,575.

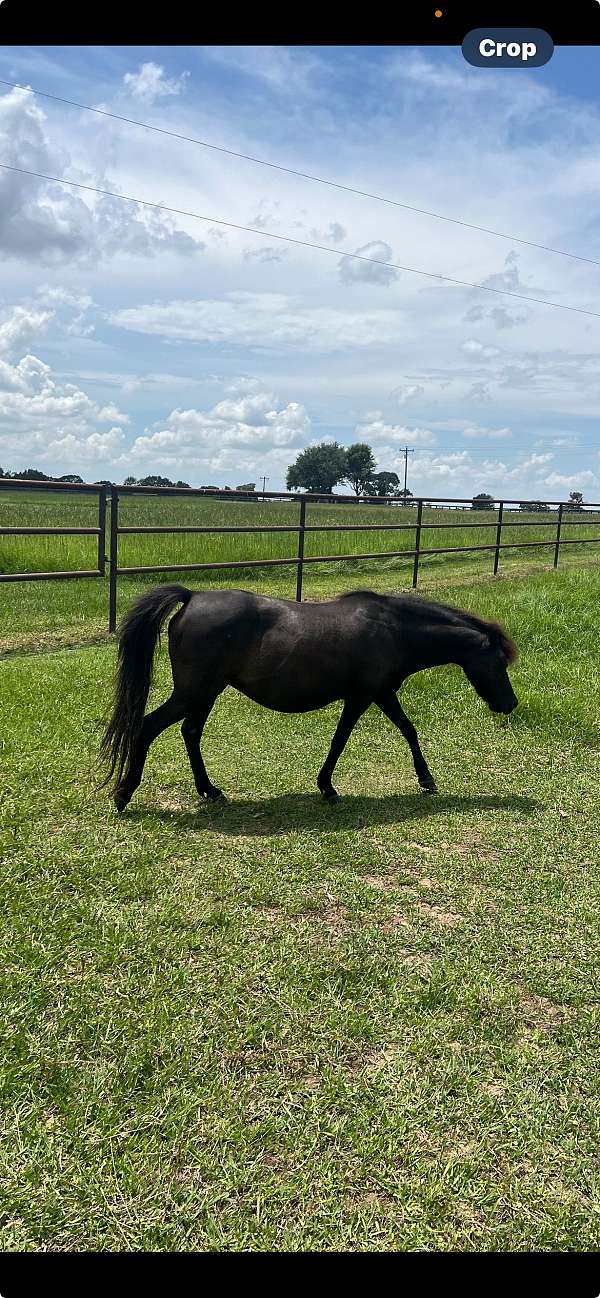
488,621,518,663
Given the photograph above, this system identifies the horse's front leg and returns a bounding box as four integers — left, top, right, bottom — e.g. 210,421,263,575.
376,690,438,794
317,698,370,803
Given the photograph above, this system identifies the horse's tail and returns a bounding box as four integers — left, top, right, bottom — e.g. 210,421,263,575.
99,584,193,790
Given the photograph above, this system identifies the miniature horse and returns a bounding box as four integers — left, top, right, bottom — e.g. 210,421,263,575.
100,585,518,810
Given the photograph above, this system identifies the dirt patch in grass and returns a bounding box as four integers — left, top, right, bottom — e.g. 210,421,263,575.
359,873,402,892
520,993,569,1028
380,912,412,933
358,1043,405,1074
417,902,463,927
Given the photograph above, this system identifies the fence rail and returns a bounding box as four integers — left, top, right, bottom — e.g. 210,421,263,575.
1,478,599,634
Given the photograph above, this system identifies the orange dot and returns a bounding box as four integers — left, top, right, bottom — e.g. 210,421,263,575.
435,8,443,15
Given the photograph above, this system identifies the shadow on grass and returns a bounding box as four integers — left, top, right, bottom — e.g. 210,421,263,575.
124,791,538,836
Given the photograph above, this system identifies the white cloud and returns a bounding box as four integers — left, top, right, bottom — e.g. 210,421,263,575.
392,383,425,406
123,62,189,104
0,85,201,263
0,306,53,356
461,339,501,359
339,241,399,287
542,470,597,488
354,420,436,445
110,292,407,351
462,424,512,439
0,344,131,469
125,390,311,474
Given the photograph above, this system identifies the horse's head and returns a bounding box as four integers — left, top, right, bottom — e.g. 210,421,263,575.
461,622,519,715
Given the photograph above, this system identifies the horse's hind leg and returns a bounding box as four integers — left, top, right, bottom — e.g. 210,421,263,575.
317,698,370,803
114,693,186,812
181,693,223,801
376,691,438,794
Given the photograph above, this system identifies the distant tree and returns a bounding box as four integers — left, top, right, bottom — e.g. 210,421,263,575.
123,475,138,486
471,493,495,511
236,482,256,493
397,486,414,504
16,468,51,481
286,442,348,495
58,474,84,484
174,480,190,489
520,500,549,512
343,443,378,497
200,485,220,491
371,471,401,498
565,491,584,511
94,479,114,486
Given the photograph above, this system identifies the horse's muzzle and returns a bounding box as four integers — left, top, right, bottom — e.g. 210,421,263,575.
490,696,518,714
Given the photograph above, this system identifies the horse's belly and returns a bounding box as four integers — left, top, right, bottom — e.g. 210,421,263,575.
232,672,341,714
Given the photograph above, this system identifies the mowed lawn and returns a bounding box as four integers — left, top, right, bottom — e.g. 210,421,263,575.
1,565,600,1250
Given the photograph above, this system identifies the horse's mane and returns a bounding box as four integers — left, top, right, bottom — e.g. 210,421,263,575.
337,589,518,663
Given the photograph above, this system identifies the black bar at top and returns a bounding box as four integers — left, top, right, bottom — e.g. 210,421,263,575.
1,2,599,44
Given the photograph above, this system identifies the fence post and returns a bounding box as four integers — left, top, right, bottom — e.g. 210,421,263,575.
553,502,564,569
97,484,107,576
296,496,306,602
109,487,119,633
412,499,423,589
493,500,504,575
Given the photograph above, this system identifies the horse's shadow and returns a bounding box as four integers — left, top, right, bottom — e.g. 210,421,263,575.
124,790,538,837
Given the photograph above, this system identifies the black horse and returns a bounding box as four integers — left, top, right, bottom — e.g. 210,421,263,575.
100,585,518,811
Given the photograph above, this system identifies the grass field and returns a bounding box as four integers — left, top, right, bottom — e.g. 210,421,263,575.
3,486,600,576
2,485,600,653
1,562,600,1250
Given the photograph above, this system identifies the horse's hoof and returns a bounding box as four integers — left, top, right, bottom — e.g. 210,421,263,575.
420,779,438,795
323,790,341,804
113,792,129,813
205,787,225,802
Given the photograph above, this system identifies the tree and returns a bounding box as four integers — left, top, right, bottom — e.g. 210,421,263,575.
343,443,377,497
58,474,84,484
286,442,348,495
123,475,138,486
236,482,256,493
174,480,190,489
371,471,401,498
520,500,549,512
471,493,495,511
396,486,414,504
137,474,175,488
566,491,584,511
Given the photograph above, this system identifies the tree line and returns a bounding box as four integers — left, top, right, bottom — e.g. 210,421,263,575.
0,467,258,492
0,455,588,510
472,491,586,511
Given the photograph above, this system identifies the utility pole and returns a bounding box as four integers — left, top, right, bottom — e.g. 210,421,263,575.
261,475,270,501
401,446,415,504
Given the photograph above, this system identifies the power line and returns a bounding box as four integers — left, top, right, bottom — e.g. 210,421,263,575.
1,77,598,270
2,161,600,322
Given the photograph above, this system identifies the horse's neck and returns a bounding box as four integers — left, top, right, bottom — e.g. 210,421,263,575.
407,621,475,669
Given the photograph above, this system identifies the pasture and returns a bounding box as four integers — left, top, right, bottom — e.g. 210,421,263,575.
2,485,600,653
1,558,600,1250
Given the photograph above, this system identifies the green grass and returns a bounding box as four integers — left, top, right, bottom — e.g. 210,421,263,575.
1,565,600,1249
2,487,600,653
2,486,599,576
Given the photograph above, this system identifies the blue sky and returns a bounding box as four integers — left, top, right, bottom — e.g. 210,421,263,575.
1,43,600,498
